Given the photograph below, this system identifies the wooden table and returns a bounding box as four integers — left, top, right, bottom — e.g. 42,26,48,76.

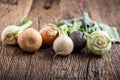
0,0,120,80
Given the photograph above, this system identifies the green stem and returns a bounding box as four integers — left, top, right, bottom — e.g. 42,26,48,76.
48,23,62,36
83,32,92,38
109,39,116,43
19,20,33,30
70,21,82,33
48,23,69,36
17,17,29,26
59,25,69,36
64,25,68,35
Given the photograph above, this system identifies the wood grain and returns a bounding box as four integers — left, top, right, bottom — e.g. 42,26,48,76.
0,0,120,80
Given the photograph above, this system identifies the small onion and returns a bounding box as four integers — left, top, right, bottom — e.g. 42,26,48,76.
39,27,58,46
18,28,42,52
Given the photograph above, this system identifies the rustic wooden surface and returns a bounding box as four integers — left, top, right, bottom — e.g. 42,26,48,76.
0,0,120,80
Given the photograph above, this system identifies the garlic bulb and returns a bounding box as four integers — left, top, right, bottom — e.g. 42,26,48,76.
85,31,112,56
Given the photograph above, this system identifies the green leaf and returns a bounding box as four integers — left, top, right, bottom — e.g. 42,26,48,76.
60,17,83,26
82,11,94,27
70,21,82,33
98,23,120,42
59,24,69,35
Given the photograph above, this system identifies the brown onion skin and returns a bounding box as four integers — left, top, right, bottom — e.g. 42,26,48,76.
18,28,42,52
39,27,58,46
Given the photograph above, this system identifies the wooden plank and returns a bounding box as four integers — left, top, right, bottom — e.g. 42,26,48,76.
0,0,33,80
0,0,33,36
27,0,89,80
83,0,120,80
0,0,120,80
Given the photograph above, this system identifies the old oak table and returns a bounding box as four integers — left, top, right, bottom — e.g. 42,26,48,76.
0,0,120,80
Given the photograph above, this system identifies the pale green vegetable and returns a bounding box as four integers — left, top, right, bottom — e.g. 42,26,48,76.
84,31,115,56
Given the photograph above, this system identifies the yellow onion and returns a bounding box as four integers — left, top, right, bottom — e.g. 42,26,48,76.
85,31,113,56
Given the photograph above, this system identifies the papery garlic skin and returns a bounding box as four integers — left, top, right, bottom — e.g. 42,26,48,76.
1,26,21,45
87,31,112,56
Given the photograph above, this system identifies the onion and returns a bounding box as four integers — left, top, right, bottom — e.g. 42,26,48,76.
18,28,42,52
39,26,58,46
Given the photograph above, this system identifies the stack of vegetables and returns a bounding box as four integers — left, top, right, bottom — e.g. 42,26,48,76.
1,12,120,56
